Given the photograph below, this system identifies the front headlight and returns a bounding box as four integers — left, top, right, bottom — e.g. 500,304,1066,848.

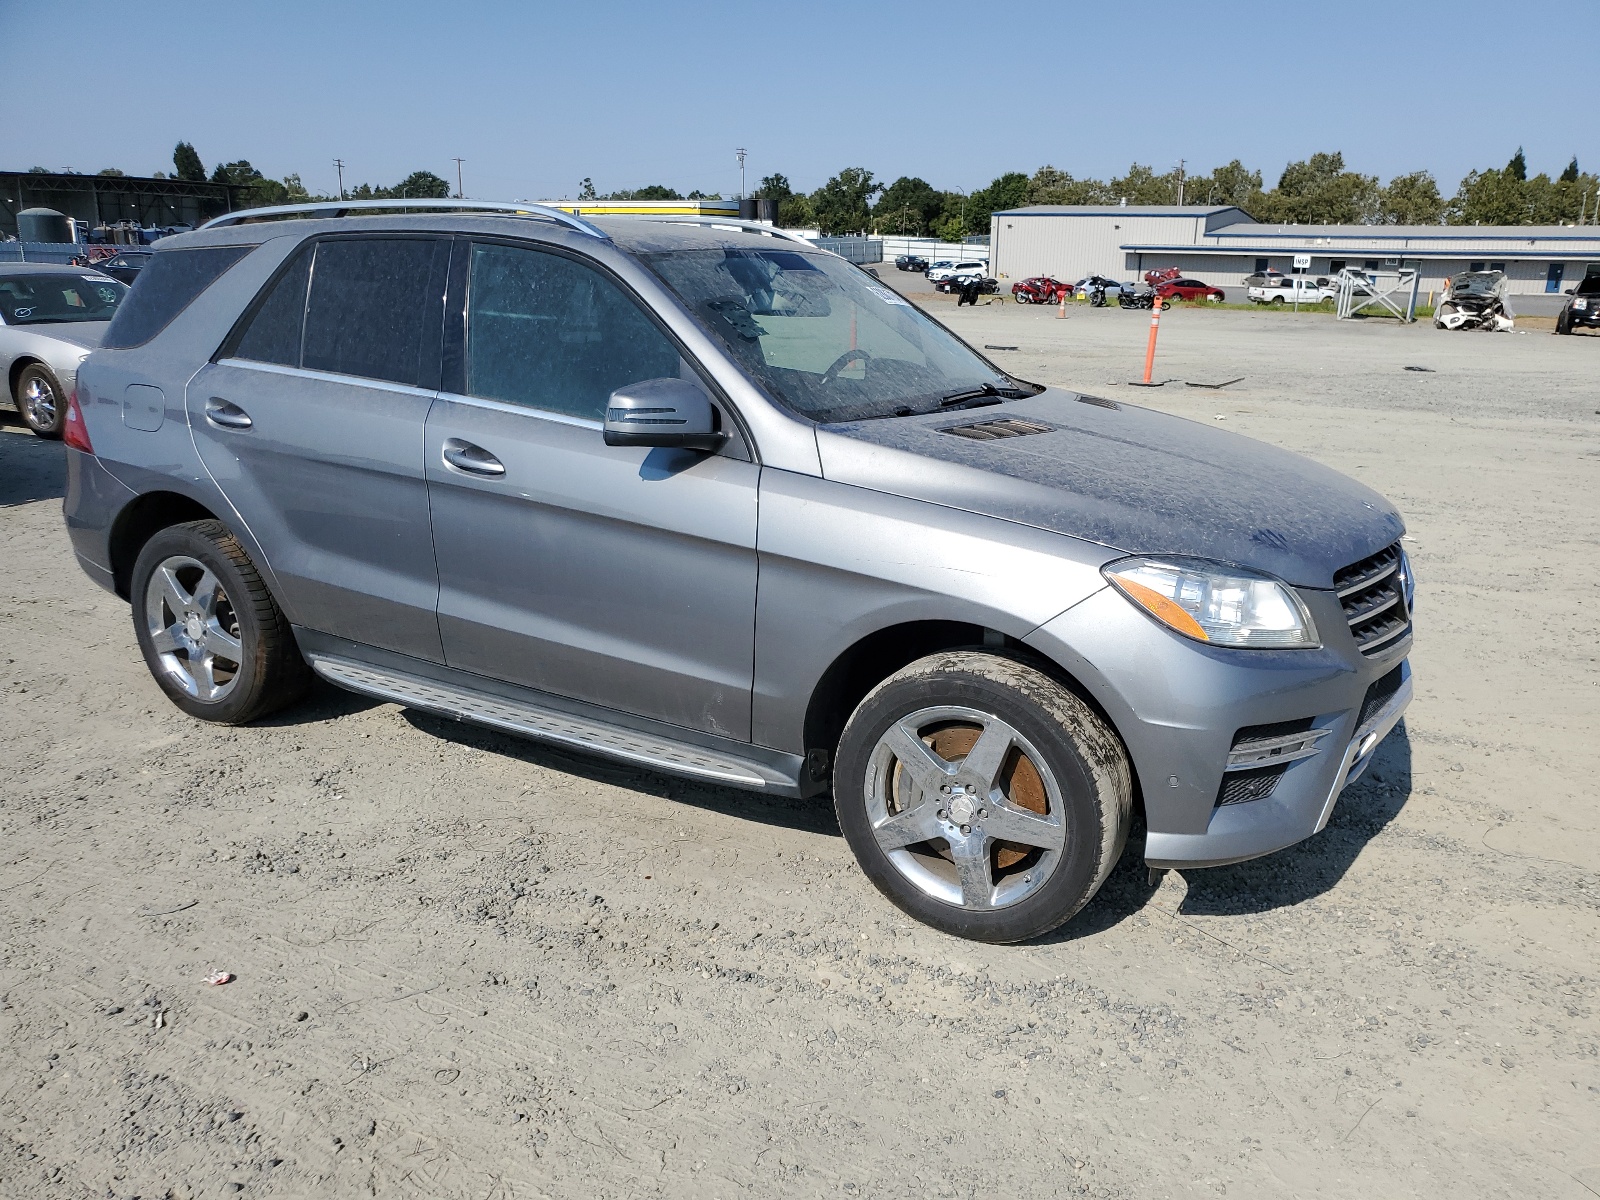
1574,298,1588,310
1103,556,1319,648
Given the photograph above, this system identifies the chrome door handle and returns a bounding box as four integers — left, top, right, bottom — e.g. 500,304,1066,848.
442,438,506,477
205,397,253,430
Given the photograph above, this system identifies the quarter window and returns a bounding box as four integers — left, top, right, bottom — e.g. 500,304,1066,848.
465,243,682,421
233,245,312,367
98,246,249,348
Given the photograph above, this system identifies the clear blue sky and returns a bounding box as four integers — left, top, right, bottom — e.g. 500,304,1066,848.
4,0,1593,199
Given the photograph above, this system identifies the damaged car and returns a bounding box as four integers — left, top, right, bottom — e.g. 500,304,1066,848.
1434,270,1514,332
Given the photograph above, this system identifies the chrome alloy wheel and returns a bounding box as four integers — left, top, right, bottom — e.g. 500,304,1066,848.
143,555,244,703
864,706,1067,911
20,374,58,428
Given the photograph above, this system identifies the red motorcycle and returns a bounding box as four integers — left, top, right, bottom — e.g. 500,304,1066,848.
1011,276,1068,304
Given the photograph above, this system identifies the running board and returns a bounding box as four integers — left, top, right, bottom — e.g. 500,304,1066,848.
307,653,794,792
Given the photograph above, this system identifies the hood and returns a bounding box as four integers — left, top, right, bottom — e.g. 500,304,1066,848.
815,389,1404,589
35,323,109,352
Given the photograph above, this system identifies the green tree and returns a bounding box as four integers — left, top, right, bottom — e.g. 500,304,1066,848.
687,190,722,200
963,172,1030,235
1026,165,1112,206
1109,163,1179,204
606,184,684,200
1560,157,1580,184
1446,168,1527,225
1198,160,1262,209
1506,147,1527,182
1255,152,1378,224
755,173,794,201
578,177,598,200
1376,171,1443,225
392,170,450,198
173,142,206,182
873,176,943,234
776,193,815,228
809,168,879,235
96,168,126,177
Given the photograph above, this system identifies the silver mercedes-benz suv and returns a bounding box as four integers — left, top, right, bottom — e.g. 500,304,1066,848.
63,200,1412,943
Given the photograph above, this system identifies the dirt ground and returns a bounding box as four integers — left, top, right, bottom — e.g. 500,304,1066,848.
2,296,1597,1200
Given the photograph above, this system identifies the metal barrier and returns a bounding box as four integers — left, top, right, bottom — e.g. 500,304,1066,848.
0,242,96,265
811,237,883,264
1335,267,1421,322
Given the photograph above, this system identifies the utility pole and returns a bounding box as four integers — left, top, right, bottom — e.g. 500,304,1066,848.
736,147,747,200
333,158,346,201
1176,159,1185,207
452,158,466,199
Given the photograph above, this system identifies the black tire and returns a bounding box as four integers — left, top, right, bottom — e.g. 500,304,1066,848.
1555,309,1572,335
833,651,1132,943
130,520,312,724
1271,295,1285,305
13,362,66,439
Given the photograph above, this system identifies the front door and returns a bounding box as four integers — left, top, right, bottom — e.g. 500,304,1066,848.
188,234,451,661
1546,263,1565,293
425,239,759,740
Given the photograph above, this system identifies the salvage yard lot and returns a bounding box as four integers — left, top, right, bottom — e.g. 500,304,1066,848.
2,304,1598,1198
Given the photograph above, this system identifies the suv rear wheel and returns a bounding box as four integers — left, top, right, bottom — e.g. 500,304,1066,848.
130,520,311,724
833,651,1131,943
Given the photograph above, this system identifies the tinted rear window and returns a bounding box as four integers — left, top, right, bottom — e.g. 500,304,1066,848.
99,246,253,349
232,245,312,367
301,238,446,387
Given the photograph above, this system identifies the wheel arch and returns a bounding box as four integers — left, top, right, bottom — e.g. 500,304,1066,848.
108,491,220,599
8,355,49,398
802,620,1140,810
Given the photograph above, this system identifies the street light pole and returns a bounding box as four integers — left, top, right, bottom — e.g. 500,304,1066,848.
736,147,747,200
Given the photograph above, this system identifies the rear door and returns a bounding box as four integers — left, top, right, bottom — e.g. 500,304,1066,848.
188,234,451,661
424,238,759,738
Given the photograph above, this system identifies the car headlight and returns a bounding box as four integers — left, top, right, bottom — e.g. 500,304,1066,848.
1574,298,1588,310
1103,556,1319,648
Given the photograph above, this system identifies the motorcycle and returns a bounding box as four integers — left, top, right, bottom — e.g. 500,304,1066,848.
1117,289,1156,310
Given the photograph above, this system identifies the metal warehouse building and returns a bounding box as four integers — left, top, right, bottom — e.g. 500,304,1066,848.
990,205,1600,298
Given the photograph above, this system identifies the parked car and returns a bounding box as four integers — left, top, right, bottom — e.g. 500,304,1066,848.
895,254,929,273
1073,275,1130,298
0,263,129,437
1155,278,1226,304
1555,275,1600,335
1242,269,1287,289
67,200,1413,944
1143,267,1182,287
90,250,154,285
1248,277,1333,305
1011,276,1068,304
926,260,987,284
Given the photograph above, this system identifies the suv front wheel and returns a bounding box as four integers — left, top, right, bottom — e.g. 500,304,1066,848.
130,520,311,724
833,651,1132,943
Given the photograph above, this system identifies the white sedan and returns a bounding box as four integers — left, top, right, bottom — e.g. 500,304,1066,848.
1,264,129,437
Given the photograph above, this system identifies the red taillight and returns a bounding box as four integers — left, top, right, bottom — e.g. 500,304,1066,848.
63,390,95,454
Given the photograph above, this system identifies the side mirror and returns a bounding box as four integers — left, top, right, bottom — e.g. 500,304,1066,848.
1565,287,1575,294
603,378,727,453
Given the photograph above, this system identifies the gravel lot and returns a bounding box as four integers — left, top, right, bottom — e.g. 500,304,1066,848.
2,297,1597,1199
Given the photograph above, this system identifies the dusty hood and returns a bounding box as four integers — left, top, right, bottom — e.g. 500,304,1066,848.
815,388,1403,589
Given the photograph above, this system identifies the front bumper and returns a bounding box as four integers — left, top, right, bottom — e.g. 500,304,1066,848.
1025,585,1412,869
1567,304,1600,327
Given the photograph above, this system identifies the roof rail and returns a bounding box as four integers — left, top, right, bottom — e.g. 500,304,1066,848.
200,198,610,240
620,215,814,246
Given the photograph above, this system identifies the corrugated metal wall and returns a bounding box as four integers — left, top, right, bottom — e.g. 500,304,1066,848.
1120,251,1600,296
989,213,1211,282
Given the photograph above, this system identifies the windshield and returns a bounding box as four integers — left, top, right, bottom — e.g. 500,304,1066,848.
0,272,128,325
644,248,1031,423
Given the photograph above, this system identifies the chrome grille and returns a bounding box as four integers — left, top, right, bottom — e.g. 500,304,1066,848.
1335,542,1410,656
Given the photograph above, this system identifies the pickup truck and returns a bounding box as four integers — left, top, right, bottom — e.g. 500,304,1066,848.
1249,277,1334,305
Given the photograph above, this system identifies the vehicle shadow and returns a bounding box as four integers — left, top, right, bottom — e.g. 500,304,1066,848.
1040,722,1414,941
0,421,67,507
399,708,842,838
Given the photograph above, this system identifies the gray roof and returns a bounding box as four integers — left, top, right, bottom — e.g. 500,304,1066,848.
1207,222,1600,241
993,205,1249,218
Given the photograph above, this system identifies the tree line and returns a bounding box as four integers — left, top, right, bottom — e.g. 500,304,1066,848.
758,150,1600,237
43,144,1598,236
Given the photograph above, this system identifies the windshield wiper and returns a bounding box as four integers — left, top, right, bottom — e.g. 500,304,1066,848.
939,383,1001,406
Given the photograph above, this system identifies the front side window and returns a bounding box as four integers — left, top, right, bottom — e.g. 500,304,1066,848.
645,247,1028,424
301,238,446,387
0,271,127,326
465,242,682,421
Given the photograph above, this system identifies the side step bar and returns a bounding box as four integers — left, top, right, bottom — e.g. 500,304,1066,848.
307,653,798,793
